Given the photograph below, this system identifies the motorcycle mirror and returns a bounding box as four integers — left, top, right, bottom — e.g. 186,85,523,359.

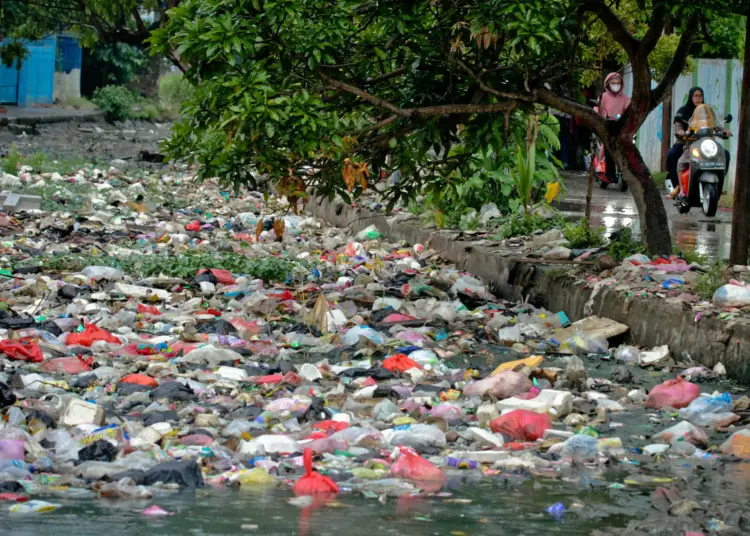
725,114,733,123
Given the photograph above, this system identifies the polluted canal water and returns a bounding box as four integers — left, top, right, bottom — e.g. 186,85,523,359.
0,168,749,536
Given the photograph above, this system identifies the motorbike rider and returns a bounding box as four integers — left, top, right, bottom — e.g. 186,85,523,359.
666,87,730,198
598,73,630,183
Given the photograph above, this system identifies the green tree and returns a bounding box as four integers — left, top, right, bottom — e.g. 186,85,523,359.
150,0,739,255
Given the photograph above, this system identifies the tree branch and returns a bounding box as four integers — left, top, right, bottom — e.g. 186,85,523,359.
584,0,638,59
316,68,411,116
639,1,667,56
651,14,700,106
363,66,406,85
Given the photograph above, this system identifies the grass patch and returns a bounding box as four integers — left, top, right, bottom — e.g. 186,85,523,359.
652,171,667,187
24,251,310,283
563,218,605,248
491,213,568,240
695,262,729,300
607,227,646,261
675,244,710,265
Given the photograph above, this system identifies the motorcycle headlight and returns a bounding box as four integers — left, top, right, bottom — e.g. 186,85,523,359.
700,139,719,158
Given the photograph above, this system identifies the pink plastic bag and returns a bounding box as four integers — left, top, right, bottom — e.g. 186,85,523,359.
490,409,551,441
463,370,532,399
646,377,700,409
391,446,445,484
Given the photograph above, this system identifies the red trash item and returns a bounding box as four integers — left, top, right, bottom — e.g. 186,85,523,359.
0,338,44,363
137,303,161,315
66,324,120,347
186,220,201,232
391,446,445,483
267,290,295,301
41,355,93,374
490,409,551,441
255,374,284,384
293,449,339,496
120,373,159,388
382,354,421,373
196,268,234,285
381,313,417,323
645,377,700,409
0,493,28,502
312,420,349,434
229,318,261,335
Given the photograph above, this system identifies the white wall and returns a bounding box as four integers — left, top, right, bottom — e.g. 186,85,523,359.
53,68,81,103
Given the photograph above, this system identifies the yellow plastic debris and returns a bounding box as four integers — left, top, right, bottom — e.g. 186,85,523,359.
238,467,276,486
491,355,544,376
544,181,561,204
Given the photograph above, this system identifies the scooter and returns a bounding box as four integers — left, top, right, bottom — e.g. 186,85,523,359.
589,111,628,192
676,104,732,217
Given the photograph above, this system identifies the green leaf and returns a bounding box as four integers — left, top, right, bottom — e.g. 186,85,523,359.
388,137,397,148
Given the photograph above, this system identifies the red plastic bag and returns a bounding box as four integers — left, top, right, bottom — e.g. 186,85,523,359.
312,420,349,434
490,409,551,441
186,221,201,232
645,377,700,409
120,373,158,388
41,355,93,374
0,338,44,363
293,449,339,496
197,269,234,285
137,303,161,315
390,446,445,483
382,354,421,373
66,324,120,347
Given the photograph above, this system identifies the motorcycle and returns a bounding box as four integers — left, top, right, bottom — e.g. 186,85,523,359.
675,104,732,217
590,112,628,192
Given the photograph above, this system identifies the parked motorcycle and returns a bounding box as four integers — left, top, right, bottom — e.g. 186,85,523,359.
589,112,628,192
675,104,732,217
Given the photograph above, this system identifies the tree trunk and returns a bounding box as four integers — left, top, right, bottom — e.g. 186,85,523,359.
611,138,672,256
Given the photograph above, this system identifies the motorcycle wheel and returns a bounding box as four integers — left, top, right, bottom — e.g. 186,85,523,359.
702,183,719,217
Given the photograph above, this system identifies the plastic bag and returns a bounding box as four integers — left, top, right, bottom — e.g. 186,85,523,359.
293,449,339,496
390,446,445,483
136,303,161,316
0,381,16,408
356,225,381,241
141,460,205,487
0,338,43,362
652,421,708,446
678,393,739,428
65,324,120,347
80,266,124,281
382,354,421,373
479,203,501,225
40,356,92,374
561,434,599,462
645,377,700,409
490,409,551,441
614,345,640,364
463,370,532,400
713,283,750,307
341,326,385,346
78,439,118,462
120,374,158,388
719,429,750,459
149,381,195,401
238,467,276,487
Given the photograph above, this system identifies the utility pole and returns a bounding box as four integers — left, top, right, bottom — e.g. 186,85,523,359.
729,6,750,265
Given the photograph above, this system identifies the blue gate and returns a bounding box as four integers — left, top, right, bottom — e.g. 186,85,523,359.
0,36,56,106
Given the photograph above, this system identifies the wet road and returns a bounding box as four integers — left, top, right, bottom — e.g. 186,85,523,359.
559,171,733,260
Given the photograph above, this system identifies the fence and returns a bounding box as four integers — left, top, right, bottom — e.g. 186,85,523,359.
624,58,742,193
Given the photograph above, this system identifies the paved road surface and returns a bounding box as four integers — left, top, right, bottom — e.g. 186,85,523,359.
559,171,732,260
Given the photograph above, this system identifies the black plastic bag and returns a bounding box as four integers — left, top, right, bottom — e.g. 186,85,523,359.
142,460,204,487
0,480,25,493
149,381,195,401
143,410,178,427
78,439,118,462
0,381,16,408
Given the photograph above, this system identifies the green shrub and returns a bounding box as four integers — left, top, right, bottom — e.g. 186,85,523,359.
92,85,135,122
563,219,605,248
159,72,194,112
1,144,22,175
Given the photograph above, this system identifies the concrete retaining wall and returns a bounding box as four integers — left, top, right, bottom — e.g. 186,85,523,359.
307,196,750,381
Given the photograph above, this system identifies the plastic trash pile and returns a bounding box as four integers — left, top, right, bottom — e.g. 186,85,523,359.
0,167,747,533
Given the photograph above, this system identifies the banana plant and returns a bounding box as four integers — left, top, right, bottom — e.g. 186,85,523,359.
512,141,536,216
